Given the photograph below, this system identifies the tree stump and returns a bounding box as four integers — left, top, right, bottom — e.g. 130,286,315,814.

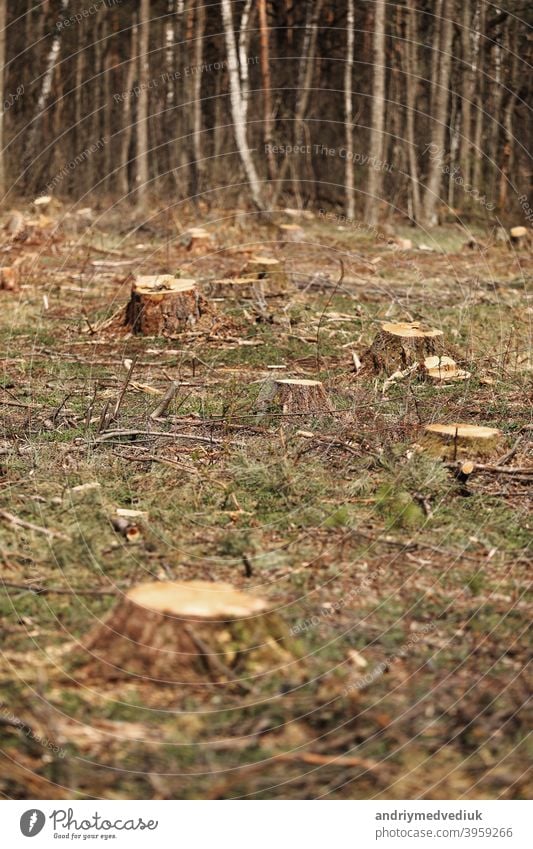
203,277,268,300
509,226,528,247
366,321,445,375
420,423,503,459
257,378,332,418
243,256,287,294
125,276,206,336
278,223,305,244
422,355,470,383
79,580,294,684
0,267,20,291
184,227,214,251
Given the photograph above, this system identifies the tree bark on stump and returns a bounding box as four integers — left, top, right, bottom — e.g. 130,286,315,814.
0,267,19,291
366,322,445,374
243,256,287,294
420,423,503,459
79,580,294,685
257,378,331,417
125,276,206,336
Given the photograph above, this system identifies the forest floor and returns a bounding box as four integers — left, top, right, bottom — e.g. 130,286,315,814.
0,204,531,799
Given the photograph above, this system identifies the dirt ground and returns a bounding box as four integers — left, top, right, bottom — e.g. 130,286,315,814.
0,204,531,799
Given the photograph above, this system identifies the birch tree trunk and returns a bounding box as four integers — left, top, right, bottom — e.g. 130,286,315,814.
136,0,150,212
364,0,386,225
221,0,265,211
420,0,453,228
344,0,355,218
24,0,70,185
238,0,254,123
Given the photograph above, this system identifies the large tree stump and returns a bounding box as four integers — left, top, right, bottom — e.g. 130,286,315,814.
257,378,332,418
80,580,294,684
366,321,445,375
420,423,503,459
125,276,206,336
243,256,287,294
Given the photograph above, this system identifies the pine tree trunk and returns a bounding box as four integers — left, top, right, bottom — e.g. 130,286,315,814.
258,0,275,182
136,0,150,212
364,0,386,225
420,0,453,227
0,0,6,197
405,0,421,222
344,0,355,218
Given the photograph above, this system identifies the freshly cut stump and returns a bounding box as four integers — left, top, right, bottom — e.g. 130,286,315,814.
203,277,265,300
125,276,206,336
81,580,294,684
185,227,214,250
367,321,445,375
420,423,503,460
257,378,332,417
422,355,470,383
509,226,528,247
243,256,287,294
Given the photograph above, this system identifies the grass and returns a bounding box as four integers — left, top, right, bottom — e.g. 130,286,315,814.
0,213,530,800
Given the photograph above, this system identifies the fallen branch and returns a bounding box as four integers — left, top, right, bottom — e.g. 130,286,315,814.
1,581,117,596
94,429,242,447
0,511,70,541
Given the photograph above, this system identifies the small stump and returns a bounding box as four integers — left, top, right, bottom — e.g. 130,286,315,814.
422,355,470,383
367,321,445,375
125,275,206,336
80,580,293,684
203,276,269,300
257,378,331,417
420,423,503,460
243,256,287,295
509,226,528,248
184,227,214,251
278,223,305,244
0,267,19,291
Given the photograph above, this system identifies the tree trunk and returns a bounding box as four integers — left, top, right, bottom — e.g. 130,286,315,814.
364,0,386,225
119,17,138,198
192,0,206,199
221,0,266,211
420,0,453,228
259,0,275,182
344,0,355,218
405,0,421,223
136,0,150,212
458,0,474,200
24,0,70,187
0,0,6,198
